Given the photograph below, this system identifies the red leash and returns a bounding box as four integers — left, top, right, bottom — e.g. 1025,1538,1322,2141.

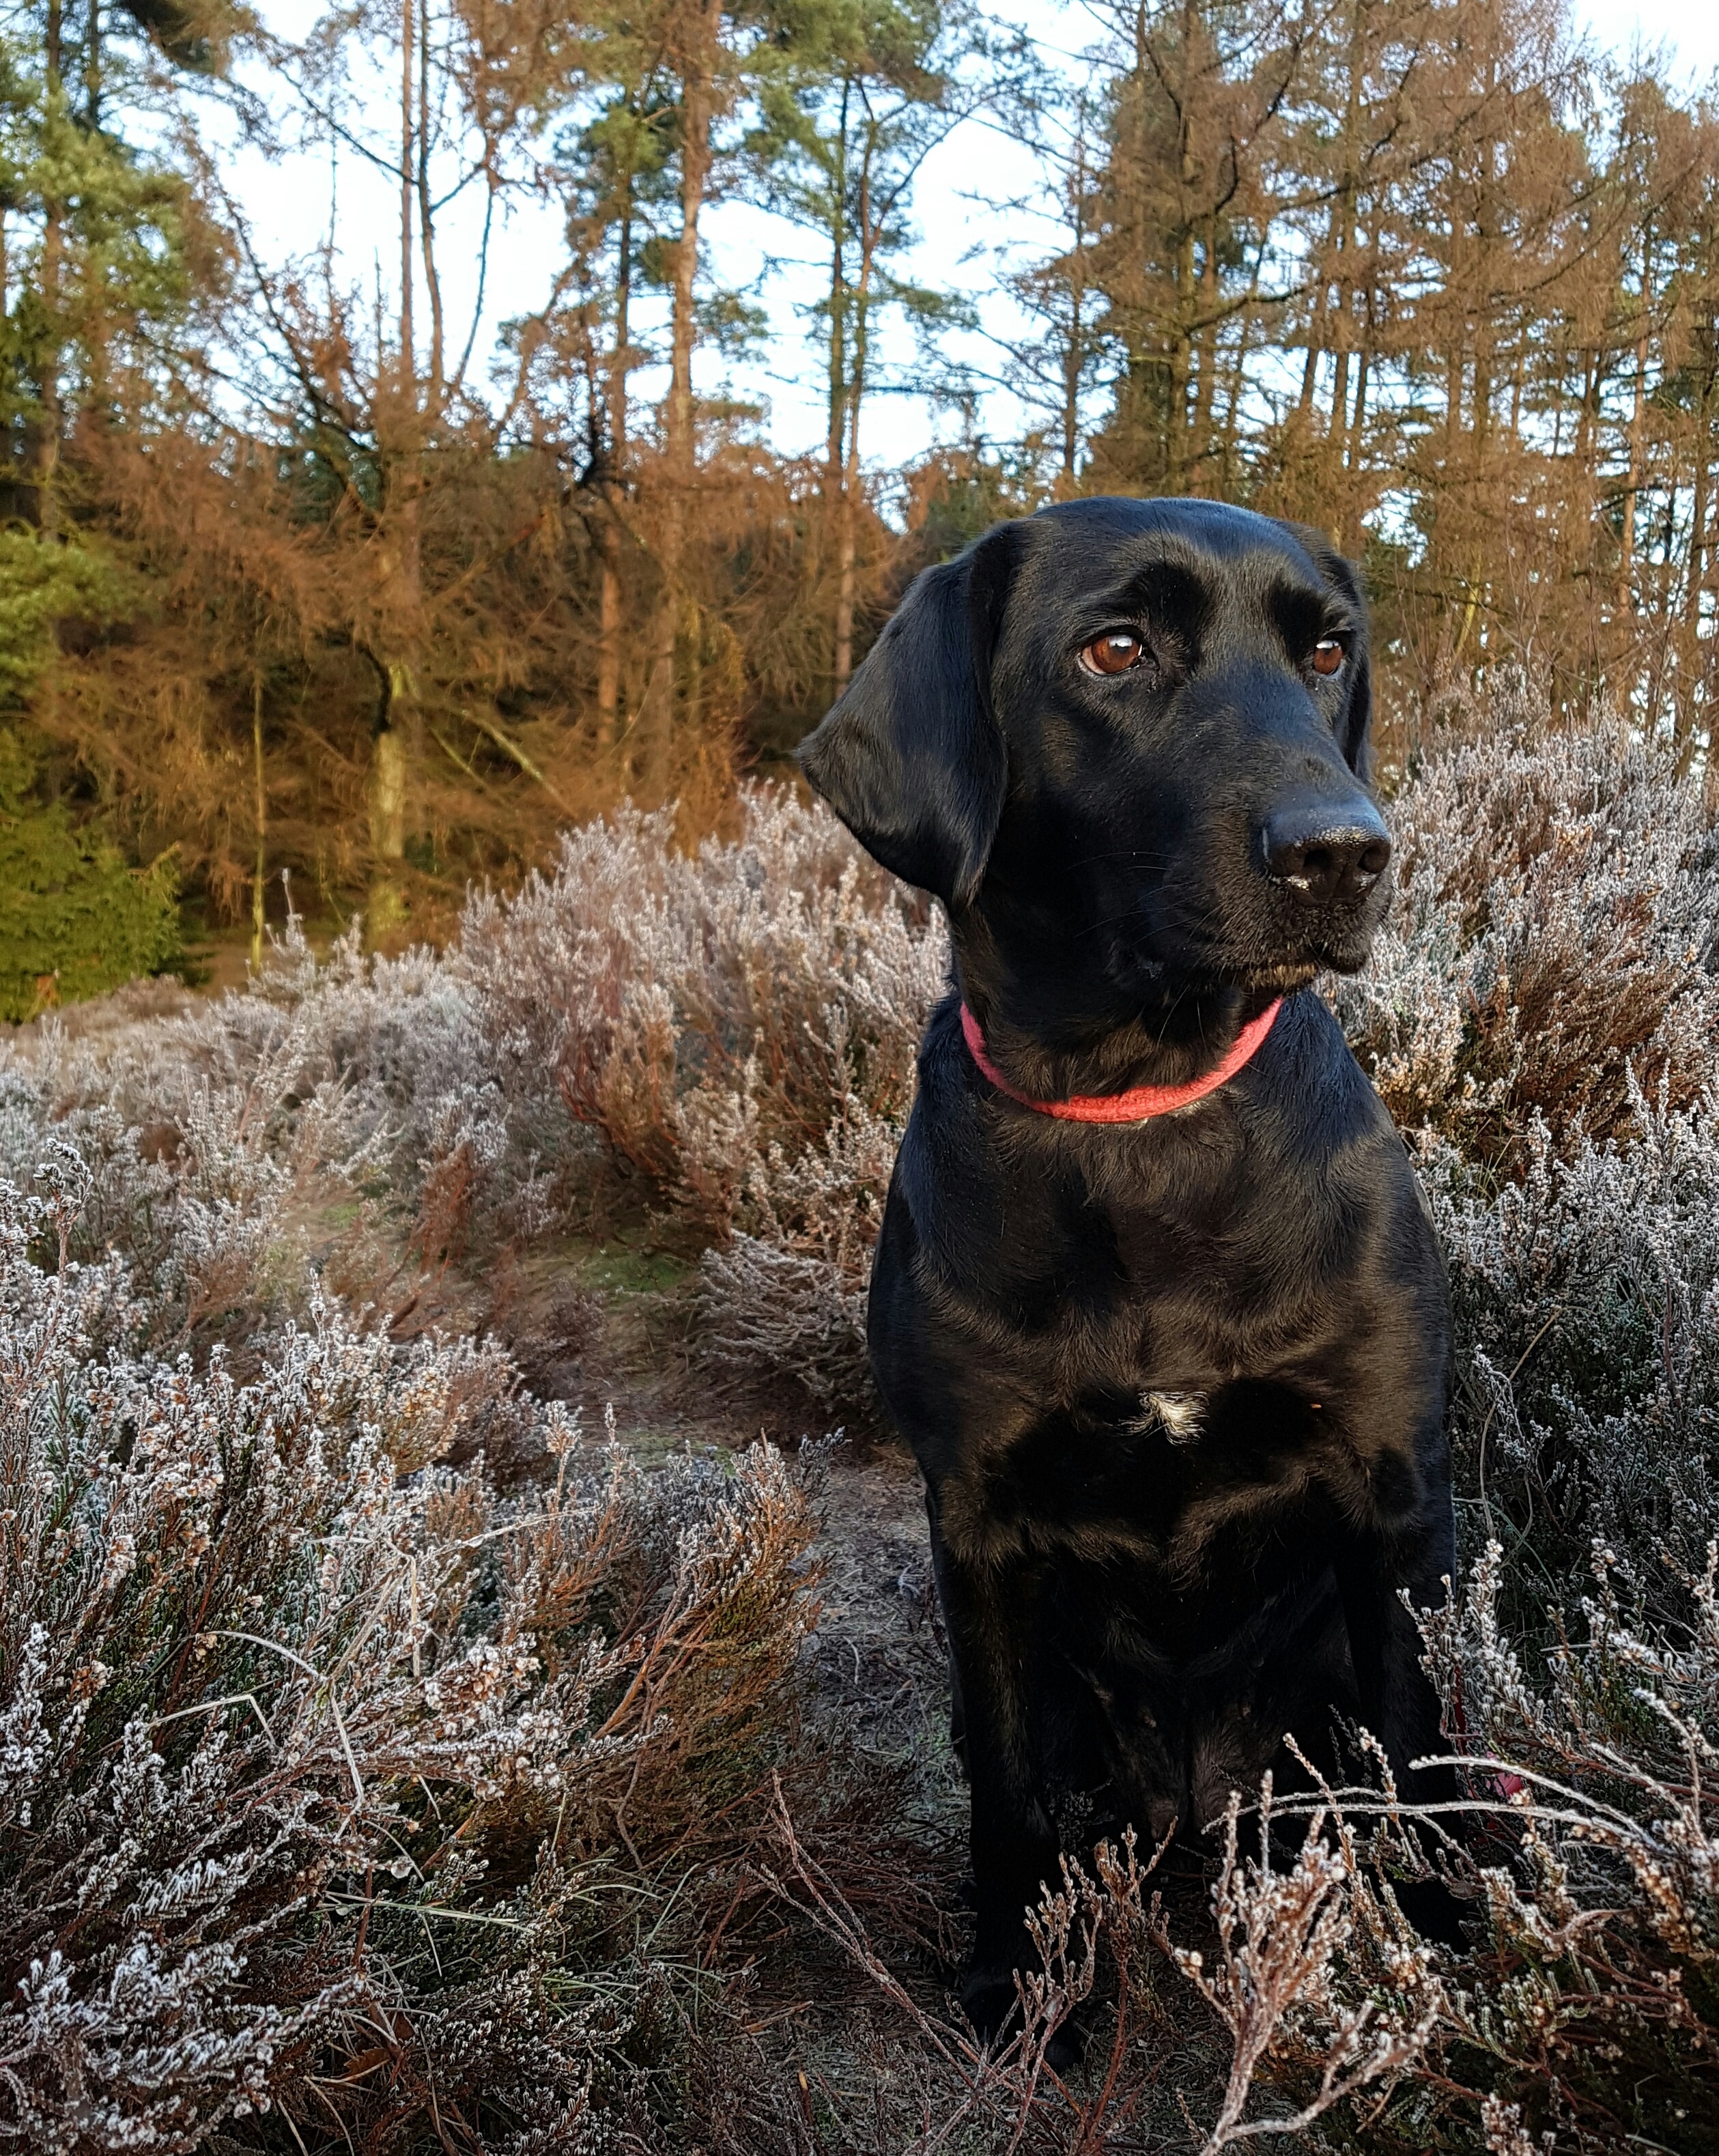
959,998,1283,1124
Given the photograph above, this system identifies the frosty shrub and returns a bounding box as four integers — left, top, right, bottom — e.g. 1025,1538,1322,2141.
762,1772,1441,2156
694,1096,905,1404
1423,1087,1719,1625
1399,1535,1719,2150
0,920,538,1353
1178,1535,1719,2155
1337,702,1719,1156
454,786,943,1221
0,783,942,1404
455,786,946,1402
0,1151,826,2151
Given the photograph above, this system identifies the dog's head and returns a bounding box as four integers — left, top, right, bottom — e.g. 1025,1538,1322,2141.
799,498,1389,999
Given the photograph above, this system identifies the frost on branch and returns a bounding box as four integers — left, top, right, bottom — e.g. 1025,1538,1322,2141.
1156,1779,1443,2152
0,1167,824,2150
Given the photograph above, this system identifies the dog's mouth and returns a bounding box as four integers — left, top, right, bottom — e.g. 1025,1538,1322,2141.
1103,873,1388,999
1229,959,1323,993
1152,916,1384,995
1230,924,1381,989
1126,946,1367,1002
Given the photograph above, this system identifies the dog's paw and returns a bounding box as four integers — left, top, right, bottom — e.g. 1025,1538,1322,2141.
958,1967,1021,2047
1390,1873,1471,1951
959,1968,1084,2071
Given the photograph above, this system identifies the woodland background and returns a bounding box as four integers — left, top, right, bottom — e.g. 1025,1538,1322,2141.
5,0,1719,1008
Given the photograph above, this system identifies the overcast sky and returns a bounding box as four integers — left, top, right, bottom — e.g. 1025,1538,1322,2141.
222,1,1719,477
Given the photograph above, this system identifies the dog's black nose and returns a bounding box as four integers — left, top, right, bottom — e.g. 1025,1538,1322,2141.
1263,802,1391,907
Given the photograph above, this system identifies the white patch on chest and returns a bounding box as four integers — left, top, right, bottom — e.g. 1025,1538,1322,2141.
1143,1390,1206,1445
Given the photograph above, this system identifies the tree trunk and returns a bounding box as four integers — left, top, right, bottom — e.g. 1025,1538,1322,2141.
399,0,415,374
369,0,421,927
1342,332,1369,556
367,653,410,943
826,80,851,689
251,675,268,971
1190,215,1221,492
84,0,100,126
825,79,850,487
834,137,875,696
1621,236,1651,616
369,714,408,864
834,471,857,697
597,197,634,748
1219,302,1251,494
31,0,64,531
416,0,443,402
1575,347,1597,576
1328,16,1363,539
1060,131,1090,483
1673,342,1714,758
1062,278,1085,482
597,527,624,748
637,5,714,797
1168,218,1195,490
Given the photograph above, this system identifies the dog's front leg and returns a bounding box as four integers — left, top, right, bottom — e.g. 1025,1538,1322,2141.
926,1484,1060,2040
1333,1526,1449,1785
1333,1501,1473,1948
1326,1374,1455,1787
1331,1397,1466,1933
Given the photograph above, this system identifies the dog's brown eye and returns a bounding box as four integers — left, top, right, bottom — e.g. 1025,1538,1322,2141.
1311,636,1346,677
1082,630,1145,676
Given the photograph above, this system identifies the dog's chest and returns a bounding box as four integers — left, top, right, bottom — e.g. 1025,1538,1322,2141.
983,1385,1346,1599
1092,1193,1320,1393
1137,1389,1206,1445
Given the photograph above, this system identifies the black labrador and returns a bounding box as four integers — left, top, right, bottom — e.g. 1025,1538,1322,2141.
797,497,1455,2037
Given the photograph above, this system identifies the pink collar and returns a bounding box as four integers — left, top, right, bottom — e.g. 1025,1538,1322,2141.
959,999,1283,1124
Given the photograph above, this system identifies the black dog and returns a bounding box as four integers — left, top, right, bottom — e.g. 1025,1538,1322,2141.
798,498,1455,2036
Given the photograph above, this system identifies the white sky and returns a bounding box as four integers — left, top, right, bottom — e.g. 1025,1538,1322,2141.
216,1,1719,481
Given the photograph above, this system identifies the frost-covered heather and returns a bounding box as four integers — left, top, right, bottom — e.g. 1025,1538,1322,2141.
454,788,942,1400
0,785,941,1400
1,724,1718,2149
0,1148,828,2150
1337,703,1719,1153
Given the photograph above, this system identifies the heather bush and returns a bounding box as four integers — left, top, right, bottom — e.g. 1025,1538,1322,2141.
1169,1535,1719,2155
1422,1090,1719,1628
1337,700,1719,1157
452,786,943,1402
454,786,941,1222
0,1148,827,2151
0,786,939,1402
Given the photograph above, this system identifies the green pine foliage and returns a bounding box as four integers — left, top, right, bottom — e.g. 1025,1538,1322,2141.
0,727,179,1021
0,530,177,1022
0,527,136,694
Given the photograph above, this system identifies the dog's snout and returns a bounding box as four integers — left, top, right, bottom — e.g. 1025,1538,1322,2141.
1262,802,1391,907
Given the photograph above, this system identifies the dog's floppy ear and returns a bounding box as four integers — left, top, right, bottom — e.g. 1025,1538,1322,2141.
797,526,1018,907
1273,520,1374,783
